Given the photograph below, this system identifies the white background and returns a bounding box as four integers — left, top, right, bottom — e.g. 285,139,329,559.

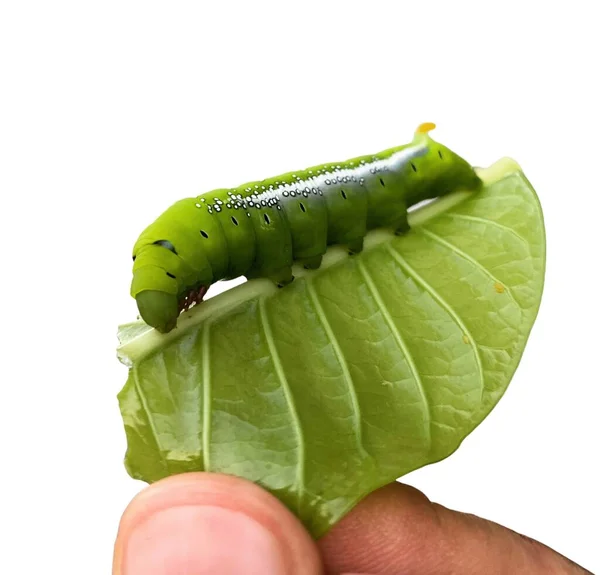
1,1,598,573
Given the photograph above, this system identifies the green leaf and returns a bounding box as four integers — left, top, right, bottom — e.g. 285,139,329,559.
116,158,546,537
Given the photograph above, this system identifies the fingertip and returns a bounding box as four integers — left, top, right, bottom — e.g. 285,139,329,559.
319,481,591,575
318,481,444,574
113,473,322,575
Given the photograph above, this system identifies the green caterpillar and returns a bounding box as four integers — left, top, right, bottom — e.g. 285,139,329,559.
131,123,482,333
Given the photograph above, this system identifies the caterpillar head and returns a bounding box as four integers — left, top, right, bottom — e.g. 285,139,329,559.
130,240,211,333
136,289,179,334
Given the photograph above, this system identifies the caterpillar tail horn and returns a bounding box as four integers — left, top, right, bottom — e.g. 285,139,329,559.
136,290,179,334
415,122,436,137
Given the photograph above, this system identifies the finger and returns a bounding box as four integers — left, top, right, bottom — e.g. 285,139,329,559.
113,472,322,575
318,482,592,574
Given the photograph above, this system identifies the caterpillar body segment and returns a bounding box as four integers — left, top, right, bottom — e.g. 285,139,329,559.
131,124,482,333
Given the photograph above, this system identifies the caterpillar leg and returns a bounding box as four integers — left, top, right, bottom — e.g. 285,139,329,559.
298,255,323,270
347,237,364,255
394,207,410,235
394,222,411,235
179,285,209,312
267,266,294,288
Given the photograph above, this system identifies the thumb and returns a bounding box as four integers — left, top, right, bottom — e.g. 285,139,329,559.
113,473,322,575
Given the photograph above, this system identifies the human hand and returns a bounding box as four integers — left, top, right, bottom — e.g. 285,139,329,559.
113,473,592,574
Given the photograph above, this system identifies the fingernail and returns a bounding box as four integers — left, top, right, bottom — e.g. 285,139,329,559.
122,505,288,575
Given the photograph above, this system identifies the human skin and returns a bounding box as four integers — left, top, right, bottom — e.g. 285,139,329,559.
113,473,593,574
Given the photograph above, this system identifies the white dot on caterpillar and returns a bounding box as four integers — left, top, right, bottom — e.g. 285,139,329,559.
226,203,231,208
283,191,289,197
247,212,251,216
325,179,331,185
195,203,201,208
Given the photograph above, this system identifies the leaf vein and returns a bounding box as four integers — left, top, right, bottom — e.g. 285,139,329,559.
258,297,306,510
306,278,369,459
441,213,529,245
202,321,212,471
356,259,432,448
386,244,485,402
418,228,519,307
132,365,169,473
